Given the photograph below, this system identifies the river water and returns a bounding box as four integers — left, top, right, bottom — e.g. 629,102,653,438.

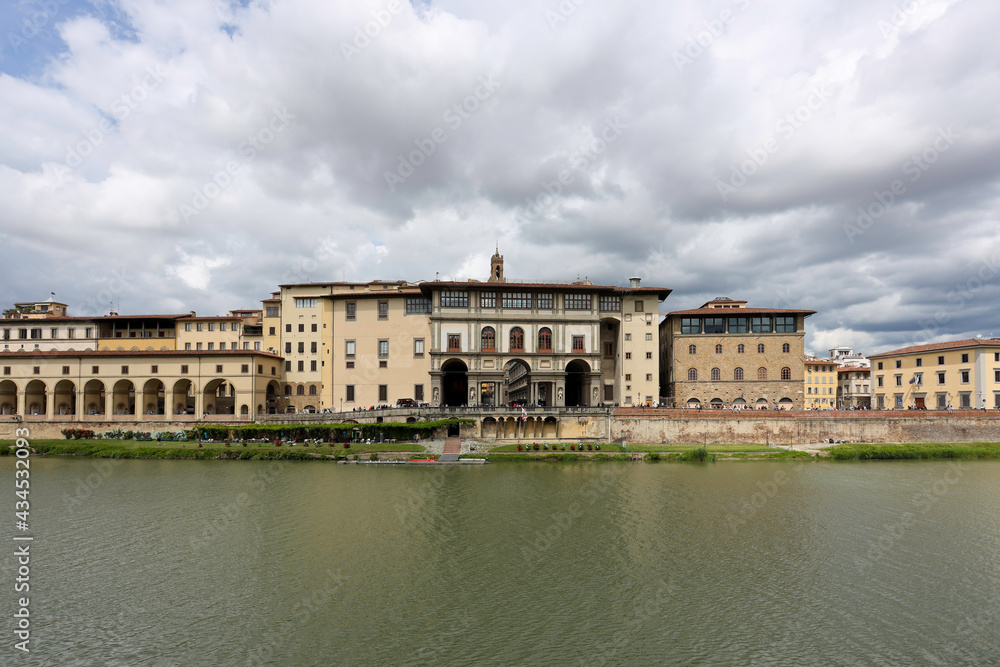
2,456,999,666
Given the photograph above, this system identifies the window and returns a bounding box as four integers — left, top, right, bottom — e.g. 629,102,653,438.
297,361,304,372
600,295,621,311
207,323,215,332
179,365,188,374
285,324,292,332
448,334,461,352
728,317,749,333
645,333,652,341
687,368,698,381
505,327,525,352
414,339,424,357
298,342,304,354
345,340,356,357
296,385,305,396
938,356,945,365
604,342,614,358
502,292,531,309
688,344,696,354
195,323,203,332
625,333,632,341
877,361,883,370
184,323,192,332
751,317,772,333
379,385,388,402
50,328,58,338
310,324,317,333
782,343,790,353
208,343,215,350
298,324,304,333
961,370,970,383
704,318,724,334
346,302,356,320
538,328,552,352
258,364,263,374
625,352,631,359
32,367,39,375
646,374,653,381
961,353,969,364
185,343,192,351
285,361,291,371
62,366,70,375
895,375,903,387
757,344,765,353
311,342,317,353
481,327,496,352
415,385,424,401
346,385,355,402
914,373,923,385
715,344,722,354
711,367,721,381
346,361,354,369
916,358,922,367
625,374,632,381
441,291,469,308
216,364,223,373
295,298,318,308
406,297,432,314
480,292,496,308
937,393,948,409
285,342,292,354
308,385,316,395
378,340,389,358
537,293,553,309
680,318,701,334
196,343,203,350
734,367,744,381
310,360,317,371
572,335,585,352
961,392,971,408
996,370,1000,383
30,328,41,339
265,306,279,317
781,367,791,380
269,327,275,336
564,293,591,310
937,372,946,384
758,367,767,380
378,301,388,319
121,365,129,375
737,344,745,354
2,367,9,375
775,316,796,332
634,300,644,312
646,352,652,359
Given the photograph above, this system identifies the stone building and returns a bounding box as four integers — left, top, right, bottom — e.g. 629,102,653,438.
660,297,815,409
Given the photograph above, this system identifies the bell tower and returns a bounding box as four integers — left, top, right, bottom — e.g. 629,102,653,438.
489,246,505,283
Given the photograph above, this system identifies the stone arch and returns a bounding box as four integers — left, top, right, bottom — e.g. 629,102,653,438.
0,380,17,415
503,358,531,405
172,379,194,416
25,380,47,416
204,378,236,415
778,397,794,410
111,379,135,415
482,416,498,438
686,397,701,408
241,404,250,416
142,378,165,415
710,398,724,409
266,380,280,414
54,379,76,416
756,398,769,409
542,416,558,438
83,379,106,416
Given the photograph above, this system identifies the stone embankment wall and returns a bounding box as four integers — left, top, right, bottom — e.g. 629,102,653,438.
613,409,1000,445
0,420,237,441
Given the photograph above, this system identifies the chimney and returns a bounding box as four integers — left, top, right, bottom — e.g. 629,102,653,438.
629,276,641,288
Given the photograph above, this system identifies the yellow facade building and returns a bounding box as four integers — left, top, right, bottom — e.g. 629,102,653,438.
869,338,1000,410
804,357,838,409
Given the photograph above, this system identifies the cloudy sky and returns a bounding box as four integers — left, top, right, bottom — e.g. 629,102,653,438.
1,0,998,356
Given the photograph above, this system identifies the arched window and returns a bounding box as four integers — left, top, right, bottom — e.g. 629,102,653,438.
782,343,790,353
689,345,697,354
296,385,305,395
781,367,791,380
284,384,291,395
737,344,745,354
538,327,552,352
688,368,698,381
711,367,721,381
481,326,496,352
758,367,768,380
309,385,317,395
509,327,524,352
757,344,765,353
715,344,722,354
734,367,744,381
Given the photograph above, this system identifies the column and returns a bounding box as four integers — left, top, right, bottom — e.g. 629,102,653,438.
46,390,56,419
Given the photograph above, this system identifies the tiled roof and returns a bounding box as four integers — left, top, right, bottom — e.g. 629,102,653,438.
868,338,1000,358
0,349,283,359
667,307,816,316
419,281,672,297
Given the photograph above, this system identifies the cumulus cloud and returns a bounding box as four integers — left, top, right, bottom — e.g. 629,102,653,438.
0,0,999,358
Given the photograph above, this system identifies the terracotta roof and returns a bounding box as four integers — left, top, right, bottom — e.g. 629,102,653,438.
838,366,870,373
0,349,283,359
419,282,672,298
667,307,816,316
869,338,1000,358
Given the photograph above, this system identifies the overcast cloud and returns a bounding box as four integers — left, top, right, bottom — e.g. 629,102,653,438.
1,0,999,357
